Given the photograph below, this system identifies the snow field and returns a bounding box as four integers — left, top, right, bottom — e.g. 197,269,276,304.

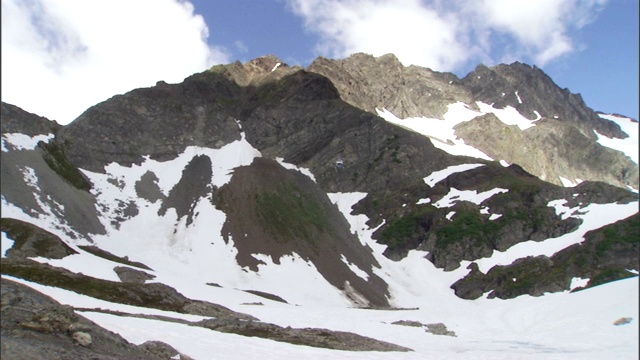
596,113,639,164
377,101,541,161
2,128,639,359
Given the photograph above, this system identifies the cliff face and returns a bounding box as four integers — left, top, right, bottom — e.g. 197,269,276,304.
309,53,638,190
1,53,638,358
1,54,638,308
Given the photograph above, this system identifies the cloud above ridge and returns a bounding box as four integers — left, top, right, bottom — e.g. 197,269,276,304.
286,0,608,71
1,0,229,125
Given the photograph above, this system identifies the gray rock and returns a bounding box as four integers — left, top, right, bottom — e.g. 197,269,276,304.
72,331,92,347
114,266,156,284
1,278,163,359
425,323,456,337
139,340,194,360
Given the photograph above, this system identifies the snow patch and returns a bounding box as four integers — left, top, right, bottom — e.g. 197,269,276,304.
595,113,638,164
29,253,122,282
1,133,54,152
434,188,509,208
1,232,15,258
558,176,583,188
340,255,369,281
377,104,493,160
476,102,536,130
547,199,583,220
275,157,317,182
515,91,522,104
271,62,281,72
423,163,485,187
569,277,590,291
473,201,639,273
446,211,456,220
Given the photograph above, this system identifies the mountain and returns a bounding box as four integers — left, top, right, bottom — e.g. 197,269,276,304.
1,54,638,359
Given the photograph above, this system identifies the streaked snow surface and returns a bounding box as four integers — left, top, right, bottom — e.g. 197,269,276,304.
1,137,638,359
596,113,639,164
377,101,540,161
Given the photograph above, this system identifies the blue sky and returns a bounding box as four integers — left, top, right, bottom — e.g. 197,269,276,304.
2,0,638,124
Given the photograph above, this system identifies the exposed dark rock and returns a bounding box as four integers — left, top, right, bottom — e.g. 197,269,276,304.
390,320,456,336
113,266,156,284
308,55,636,190
425,323,456,337
374,162,583,270
391,320,424,327
218,157,391,307
158,154,214,226
139,341,194,360
1,161,95,237
1,218,78,259
1,278,165,359
1,102,61,136
455,115,638,189
135,171,165,203
308,53,471,119
209,54,301,87
451,213,639,299
461,63,627,139
613,317,633,326
38,140,92,192
78,246,152,271
1,52,637,317
196,317,413,352
55,72,244,172
242,290,288,304
0,258,256,320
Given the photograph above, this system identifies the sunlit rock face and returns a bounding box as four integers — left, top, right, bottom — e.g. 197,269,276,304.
0,54,638,359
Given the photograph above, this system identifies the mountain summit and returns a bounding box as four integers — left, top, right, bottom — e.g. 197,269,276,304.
1,53,638,359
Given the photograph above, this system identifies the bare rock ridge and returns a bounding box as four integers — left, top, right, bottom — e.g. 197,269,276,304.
308,53,637,190
0,53,638,358
0,54,640,359
308,53,471,119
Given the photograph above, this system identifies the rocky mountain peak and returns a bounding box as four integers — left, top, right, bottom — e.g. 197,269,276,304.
1,52,638,358
208,54,299,87
1,102,61,136
462,61,627,139
308,53,470,119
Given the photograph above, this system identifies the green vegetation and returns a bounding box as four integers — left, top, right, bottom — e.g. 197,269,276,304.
593,213,639,256
215,96,239,107
374,134,402,164
38,141,92,191
380,207,434,247
435,210,500,248
589,267,636,287
255,184,331,242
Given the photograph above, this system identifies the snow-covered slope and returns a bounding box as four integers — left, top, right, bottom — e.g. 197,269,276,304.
596,113,639,164
2,143,638,358
1,55,638,359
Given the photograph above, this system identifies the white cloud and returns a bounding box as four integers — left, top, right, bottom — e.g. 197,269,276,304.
1,0,229,125
467,0,608,65
286,0,469,71
234,40,249,53
286,0,608,70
